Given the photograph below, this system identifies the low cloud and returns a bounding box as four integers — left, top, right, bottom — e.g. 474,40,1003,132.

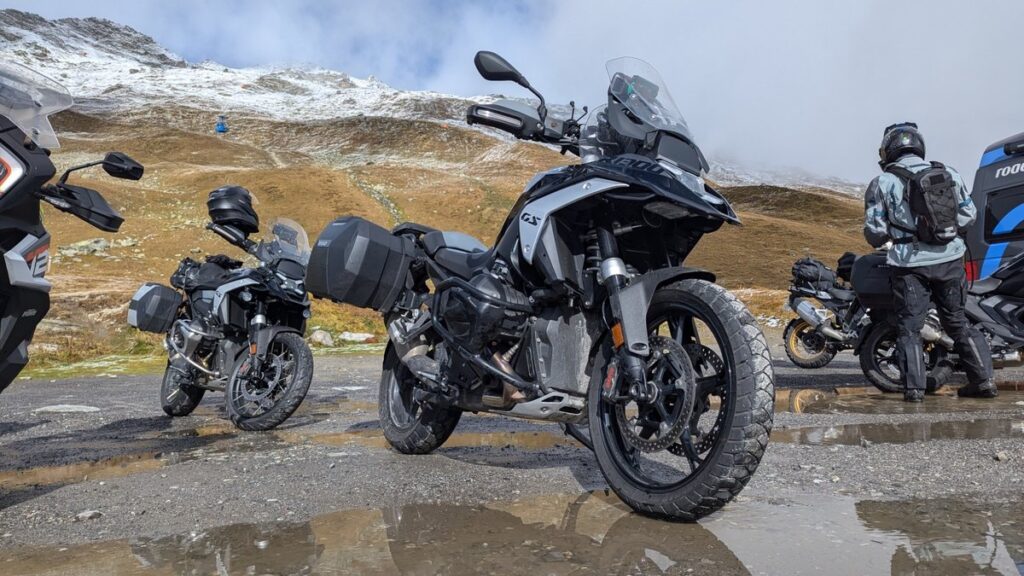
12,0,1024,182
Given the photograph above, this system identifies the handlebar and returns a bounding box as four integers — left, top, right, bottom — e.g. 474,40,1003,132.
207,222,258,255
466,102,582,156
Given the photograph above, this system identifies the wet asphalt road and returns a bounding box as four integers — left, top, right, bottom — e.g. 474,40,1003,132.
1,345,1024,575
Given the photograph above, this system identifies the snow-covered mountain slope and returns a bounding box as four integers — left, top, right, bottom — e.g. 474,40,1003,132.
0,9,865,195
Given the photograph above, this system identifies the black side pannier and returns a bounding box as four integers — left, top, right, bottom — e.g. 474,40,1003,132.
306,216,416,311
207,185,259,235
851,252,893,310
791,257,836,291
128,283,182,333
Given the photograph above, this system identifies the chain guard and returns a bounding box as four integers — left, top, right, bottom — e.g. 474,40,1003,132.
614,337,697,453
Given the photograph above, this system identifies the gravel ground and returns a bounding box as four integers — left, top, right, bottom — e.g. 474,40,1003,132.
1,345,1023,574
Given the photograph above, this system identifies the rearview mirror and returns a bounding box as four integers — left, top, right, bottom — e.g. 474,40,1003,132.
102,152,144,181
474,51,528,87
473,51,547,123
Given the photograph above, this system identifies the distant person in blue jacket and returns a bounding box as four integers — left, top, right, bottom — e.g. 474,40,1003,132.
863,122,994,402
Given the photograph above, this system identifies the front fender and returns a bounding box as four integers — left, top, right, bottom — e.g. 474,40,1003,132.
616,266,716,356
253,325,302,360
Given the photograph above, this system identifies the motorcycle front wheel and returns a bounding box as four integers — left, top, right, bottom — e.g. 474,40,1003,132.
226,332,313,431
783,317,837,369
589,279,775,521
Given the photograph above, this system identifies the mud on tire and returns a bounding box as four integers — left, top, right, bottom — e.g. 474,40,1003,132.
589,279,775,521
379,344,462,454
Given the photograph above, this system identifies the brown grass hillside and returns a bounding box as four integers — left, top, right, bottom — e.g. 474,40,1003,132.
29,108,868,368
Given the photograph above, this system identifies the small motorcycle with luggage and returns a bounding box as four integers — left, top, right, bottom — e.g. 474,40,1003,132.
783,253,863,368
128,186,314,430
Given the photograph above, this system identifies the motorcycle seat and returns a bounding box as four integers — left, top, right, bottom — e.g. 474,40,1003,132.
828,286,857,301
393,221,438,237
422,231,492,278
968,276,1001,296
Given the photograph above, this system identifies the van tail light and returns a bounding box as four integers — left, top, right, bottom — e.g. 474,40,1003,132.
965,260,980,282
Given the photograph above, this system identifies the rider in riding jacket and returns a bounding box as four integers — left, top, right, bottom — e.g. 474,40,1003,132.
863,122,995,402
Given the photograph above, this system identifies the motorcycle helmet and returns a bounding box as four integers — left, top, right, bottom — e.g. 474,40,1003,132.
207,185,259,235
879,122,925,167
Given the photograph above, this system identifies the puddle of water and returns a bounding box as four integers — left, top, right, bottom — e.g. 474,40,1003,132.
800,390,1024,415
773,417,1024,446
3,492,1022,575
278,429,575,451
0,453,166,490
0,423,281,491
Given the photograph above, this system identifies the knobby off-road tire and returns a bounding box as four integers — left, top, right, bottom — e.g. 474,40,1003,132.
226,332,313,431
379,344,462,454
783,318,837,369
160,362,205,417
859,323,902,393
859,322,951,394
589,279,775,521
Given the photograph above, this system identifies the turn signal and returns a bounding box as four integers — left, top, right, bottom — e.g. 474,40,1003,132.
611,323,624,348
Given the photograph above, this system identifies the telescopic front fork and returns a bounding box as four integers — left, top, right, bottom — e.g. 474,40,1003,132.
595,226,650,399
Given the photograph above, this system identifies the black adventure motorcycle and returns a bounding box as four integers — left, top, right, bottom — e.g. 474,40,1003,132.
783,254,864,368
128,186,313,431
0,62,143,394
785,252,952,393
305,52,775,520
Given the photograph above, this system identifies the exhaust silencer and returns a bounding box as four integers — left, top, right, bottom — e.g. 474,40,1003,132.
919,321,954,349
793,298,847,342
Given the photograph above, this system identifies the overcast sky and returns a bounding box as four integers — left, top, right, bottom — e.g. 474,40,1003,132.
10,0,1024,182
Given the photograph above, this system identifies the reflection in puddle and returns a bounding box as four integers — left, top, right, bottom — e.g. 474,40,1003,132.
773,418,1024,446
858,497,1024,575
1,492,748,575
799,390,1024,415
4,492,1023,575
279,429,575,451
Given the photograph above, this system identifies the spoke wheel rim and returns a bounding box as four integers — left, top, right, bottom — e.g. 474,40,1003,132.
789,321,828,359
230,341,296,418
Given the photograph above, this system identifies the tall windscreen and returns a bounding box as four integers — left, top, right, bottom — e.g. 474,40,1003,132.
0,62,73,149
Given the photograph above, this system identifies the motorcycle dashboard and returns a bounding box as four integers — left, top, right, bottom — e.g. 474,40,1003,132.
653,131,708,176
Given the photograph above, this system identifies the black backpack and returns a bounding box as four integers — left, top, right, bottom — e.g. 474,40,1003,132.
885,161,959,245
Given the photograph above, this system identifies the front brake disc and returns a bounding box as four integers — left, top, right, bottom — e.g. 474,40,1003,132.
670,343,726,456
614,337,696,453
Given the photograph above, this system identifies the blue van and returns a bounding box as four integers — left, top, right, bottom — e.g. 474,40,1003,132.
965,132,1024,282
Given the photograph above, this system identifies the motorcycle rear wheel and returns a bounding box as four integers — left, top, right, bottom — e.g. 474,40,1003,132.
783,318,837,369
859,323,949,394
589,279,775,521
160,363,205,417
379,344,462,454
